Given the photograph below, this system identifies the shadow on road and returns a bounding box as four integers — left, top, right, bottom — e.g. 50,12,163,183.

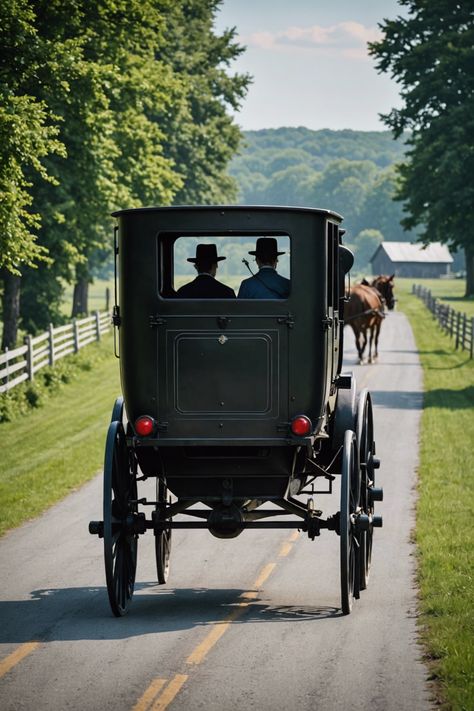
0,584,340,644
372,391,423,411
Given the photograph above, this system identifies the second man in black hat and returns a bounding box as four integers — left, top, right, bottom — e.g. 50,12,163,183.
238,238,290,299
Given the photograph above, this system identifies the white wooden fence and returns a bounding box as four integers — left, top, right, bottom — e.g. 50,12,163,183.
0,311,111,394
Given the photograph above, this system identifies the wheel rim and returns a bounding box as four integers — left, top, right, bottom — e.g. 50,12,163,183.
356,391,374,590
155,479,172,585
340,430,359,615
103,421,138,616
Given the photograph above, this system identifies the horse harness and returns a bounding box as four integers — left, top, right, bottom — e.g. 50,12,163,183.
344,307,386,322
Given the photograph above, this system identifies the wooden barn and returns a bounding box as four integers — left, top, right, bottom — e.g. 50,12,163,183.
370,241,453,278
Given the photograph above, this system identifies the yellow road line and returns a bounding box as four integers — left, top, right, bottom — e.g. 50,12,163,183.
186,605,245,665
187,562,277,666
151,675,188,711
279,542,293,557
134,558,282,708
253,562,276,588
132,678,167,711
0,642,40,679
288,531,299,542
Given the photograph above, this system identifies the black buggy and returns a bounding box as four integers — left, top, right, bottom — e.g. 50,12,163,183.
89,205,383,616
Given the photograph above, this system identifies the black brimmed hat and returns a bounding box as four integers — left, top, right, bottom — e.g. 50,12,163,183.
187,244,226,263
249,237,285,259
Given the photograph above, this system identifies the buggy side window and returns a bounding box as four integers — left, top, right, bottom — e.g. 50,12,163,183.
158,234,290,299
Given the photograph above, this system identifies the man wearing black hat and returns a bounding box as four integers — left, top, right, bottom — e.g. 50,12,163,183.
238,238,290,299
177,244,236,298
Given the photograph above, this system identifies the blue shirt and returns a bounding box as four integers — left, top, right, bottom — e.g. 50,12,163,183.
238,267,290,299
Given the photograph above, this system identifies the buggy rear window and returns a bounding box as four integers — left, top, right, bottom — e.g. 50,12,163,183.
158,234,291,299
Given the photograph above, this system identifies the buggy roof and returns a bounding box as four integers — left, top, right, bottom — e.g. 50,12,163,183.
112,204,343,221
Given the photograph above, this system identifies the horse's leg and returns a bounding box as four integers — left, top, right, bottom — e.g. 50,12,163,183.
367,326,374,363
360,328,368,364
374,319,382,360
351,325,363,363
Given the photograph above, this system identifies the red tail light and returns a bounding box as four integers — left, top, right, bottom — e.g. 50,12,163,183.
134,416,154,437
290,415,312,436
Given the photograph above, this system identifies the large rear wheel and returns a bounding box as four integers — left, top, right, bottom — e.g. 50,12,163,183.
356,390,375,590
340,430,360,615
103,420,138,616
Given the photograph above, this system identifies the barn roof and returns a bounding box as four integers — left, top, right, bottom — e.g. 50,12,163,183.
370,241,453,264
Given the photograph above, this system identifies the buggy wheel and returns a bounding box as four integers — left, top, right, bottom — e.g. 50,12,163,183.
155,479,172,584
356,390,375,590
340,430,360,615
103,420,138,616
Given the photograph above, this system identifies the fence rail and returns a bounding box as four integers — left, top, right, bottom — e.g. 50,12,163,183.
412,284,474,358
0,311,111,394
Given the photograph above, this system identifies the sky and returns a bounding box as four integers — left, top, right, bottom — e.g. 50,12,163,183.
214,0,406,132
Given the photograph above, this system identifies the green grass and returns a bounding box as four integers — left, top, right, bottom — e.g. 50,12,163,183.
397,282,474,710
0,333,120,536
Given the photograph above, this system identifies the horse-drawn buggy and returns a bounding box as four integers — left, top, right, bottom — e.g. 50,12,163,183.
89,205,383,616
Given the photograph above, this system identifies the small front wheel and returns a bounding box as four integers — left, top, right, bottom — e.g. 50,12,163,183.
155,479,172,584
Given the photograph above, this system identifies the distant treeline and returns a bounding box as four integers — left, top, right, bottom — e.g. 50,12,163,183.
229,127,418,273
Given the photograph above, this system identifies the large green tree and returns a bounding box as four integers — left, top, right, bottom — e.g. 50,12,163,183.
0,0,68,348
155,0,250,205
369,0,474,295
2,0,249,342
23,0,183,323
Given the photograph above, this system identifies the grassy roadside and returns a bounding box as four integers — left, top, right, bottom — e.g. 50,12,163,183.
0,333,120,536
397,282,474,710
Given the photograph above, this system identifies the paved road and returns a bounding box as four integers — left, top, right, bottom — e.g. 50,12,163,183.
0,311,432,711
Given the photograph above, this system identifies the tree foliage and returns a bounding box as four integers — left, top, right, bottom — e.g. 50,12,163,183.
0,0,66,274
368,0,474,294
230,127,418,262
1,0,250,343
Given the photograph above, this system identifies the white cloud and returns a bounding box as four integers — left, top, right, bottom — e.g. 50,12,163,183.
244,21,382,58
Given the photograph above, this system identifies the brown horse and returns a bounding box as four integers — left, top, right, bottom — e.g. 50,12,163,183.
345,284,385,363
371,274,395,310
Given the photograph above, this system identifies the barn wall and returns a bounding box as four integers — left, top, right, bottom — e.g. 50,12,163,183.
371,254,451,278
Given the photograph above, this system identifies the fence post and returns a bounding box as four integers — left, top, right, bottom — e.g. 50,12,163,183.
25,335,34,380
48,323,55,365
471,318,474,359
455,311,461,350
462,313,467,352
4,347,9,386
95,311,101,341
73,319,79,353
106,287,110,312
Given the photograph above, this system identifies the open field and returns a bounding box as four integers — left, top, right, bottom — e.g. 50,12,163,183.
397,276,474,317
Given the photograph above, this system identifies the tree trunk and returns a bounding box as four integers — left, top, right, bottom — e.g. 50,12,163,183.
1,270,21,350
464,246,474,298
71,279,89,317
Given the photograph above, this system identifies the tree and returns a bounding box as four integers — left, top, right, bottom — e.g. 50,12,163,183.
352,229,384,274
369,0,474,295
355,168,416,242
0,0,67,348
27,0,183,319
155,0,251,205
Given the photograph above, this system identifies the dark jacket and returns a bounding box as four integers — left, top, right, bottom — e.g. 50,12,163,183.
177,274,236,299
